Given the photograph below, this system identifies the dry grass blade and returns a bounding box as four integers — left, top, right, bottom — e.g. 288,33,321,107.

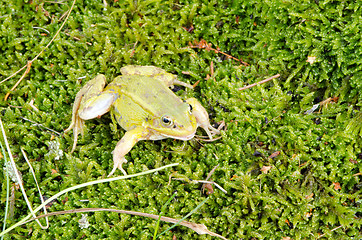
22,208,228,239
238,74,280,91
20,117,61,136
0,119,49,231
173,178,227,194
202,164,219,194
2,61,31,101
0,163,179,237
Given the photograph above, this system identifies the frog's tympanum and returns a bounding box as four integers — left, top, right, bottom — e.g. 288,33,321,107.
65,65,219,176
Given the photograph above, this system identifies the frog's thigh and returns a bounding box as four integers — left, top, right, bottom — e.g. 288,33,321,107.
120,65,192,88
120,65,167,76
66,75,107,128
79,91,117,120
108,127,149,176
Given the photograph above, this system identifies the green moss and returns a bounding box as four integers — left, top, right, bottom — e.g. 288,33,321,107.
1,0,362,239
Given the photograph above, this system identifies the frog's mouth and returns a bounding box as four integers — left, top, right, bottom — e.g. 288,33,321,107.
164,131,196,141
147,129,196,141
161,130,196,141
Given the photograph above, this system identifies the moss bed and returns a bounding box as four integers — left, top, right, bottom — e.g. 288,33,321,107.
0,0,361,239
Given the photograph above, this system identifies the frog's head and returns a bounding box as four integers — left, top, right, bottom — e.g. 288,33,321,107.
149,102,197,140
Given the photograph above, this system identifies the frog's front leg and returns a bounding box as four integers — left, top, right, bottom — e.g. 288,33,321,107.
120,65,194,89
108,126,149,177
186,98,220,139
65,74,117,152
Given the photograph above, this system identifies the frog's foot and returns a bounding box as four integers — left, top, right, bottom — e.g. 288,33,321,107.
108,157,128,177
108,127,149,176
64,116,84,153
186,97,220,140
202,124,221,140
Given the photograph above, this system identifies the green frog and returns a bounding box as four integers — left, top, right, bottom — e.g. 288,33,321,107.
65,65,219,176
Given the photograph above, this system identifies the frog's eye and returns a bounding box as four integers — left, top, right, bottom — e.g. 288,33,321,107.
161,115,173,127
188,104,193,114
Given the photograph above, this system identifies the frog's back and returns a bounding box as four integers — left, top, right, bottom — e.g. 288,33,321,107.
108,75,186,130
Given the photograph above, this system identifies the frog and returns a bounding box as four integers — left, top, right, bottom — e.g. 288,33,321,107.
65,65,220,176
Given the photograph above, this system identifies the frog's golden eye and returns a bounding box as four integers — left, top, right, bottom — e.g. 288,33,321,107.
161,115,173,127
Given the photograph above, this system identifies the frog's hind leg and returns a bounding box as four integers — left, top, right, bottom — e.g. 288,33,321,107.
120,65,194,89
65,74,116,152
108,126,149,176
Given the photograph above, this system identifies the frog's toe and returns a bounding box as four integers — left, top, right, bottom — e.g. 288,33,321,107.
108,157,128,177
209,125,221,135
201,125,220,140
203,127,214,140
64,123,74,134
70,133,78,153
65,117,85,153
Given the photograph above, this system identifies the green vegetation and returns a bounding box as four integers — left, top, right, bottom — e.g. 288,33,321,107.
0,0,361,239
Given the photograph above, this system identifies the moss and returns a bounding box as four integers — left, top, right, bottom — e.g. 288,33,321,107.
1,0,362,239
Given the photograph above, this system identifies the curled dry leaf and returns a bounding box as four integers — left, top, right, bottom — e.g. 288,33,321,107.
305,193,314,199
333,182,341,190
260,166,272,174
189,39,248,66
268,151,280,159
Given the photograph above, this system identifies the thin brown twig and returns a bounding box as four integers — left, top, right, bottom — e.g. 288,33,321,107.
316,225,343,239
205,164,219,182
189,39,248,66
173,177,227,194
4,61,32,100
2,0,77,100
238,74,280,91
201,164,219,194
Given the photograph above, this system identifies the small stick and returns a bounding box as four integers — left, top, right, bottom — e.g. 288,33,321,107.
173,178,227,194
205,164,219,181
189,39,248,66
23,208,228,240
20,117,61,136
316,225,343,239
202,164,219,194
238,74,280,91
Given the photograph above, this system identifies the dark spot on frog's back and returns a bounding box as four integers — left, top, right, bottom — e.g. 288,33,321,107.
172,85,182,93
159,89,167,94
143,92,152,99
